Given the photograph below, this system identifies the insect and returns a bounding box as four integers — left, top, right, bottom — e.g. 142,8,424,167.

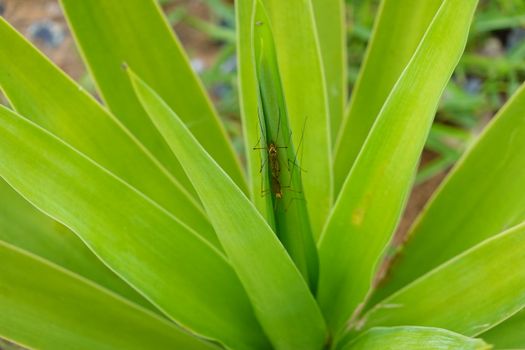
254,139,286,199
253,105,290,202
253,109,307,212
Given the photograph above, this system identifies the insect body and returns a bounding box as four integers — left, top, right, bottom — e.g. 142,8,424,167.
270,175,282,199
253,107,304,204
267,142,280,178
254,138,286,200
267,142,283,198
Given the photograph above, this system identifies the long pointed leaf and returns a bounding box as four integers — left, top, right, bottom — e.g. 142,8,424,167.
60,0,246,191
481,308,525,349
0,18,217,246
0,178,152,311
129,71,328,350
253,0,319,292
372,82,525,304
260,0,332,237
333,0,444,193
317,0,478,333
0,105,268,350
357,223,525,338
236,0,273,224
311,0,346,143
341,327,489,350
0,241,215,350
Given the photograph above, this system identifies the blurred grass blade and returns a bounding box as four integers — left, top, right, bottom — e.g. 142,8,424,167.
0,241,216,350
59,0,246,191
373,82,525,304
0,18,217,246
333,0,444,193
129,71,328,350
317,0,478,334
0,105,269,350
253,0,319,292
481,308,525,349
340,327,489,350
311,0,346,143
182,15,236,44
0,179,153,312
357,223,525,338
260,0,332,237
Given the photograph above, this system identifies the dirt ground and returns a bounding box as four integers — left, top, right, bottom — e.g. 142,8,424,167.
1,0,221,76
2,0,84,78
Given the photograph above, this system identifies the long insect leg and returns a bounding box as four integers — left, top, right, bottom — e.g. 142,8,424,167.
253,136,262,150
259,157,269,173
283,195,307,212
287,158,307,173
260,167,271,197
281,184,303,194
256,88,269,145
290,116,308,178
273,191,306,213
276,106,282,141
282,116,308,191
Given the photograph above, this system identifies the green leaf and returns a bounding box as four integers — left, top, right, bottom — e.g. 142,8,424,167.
128,71,328,350
311,0,346,143
372,82,525,304
317,0,478,334
260,0,332,237
356,223,525,339
0,178,153,311
59,0,246,191
340,327,489,350
236,0,272,221
0,105,268,350
333,0,444,193
253,0,319,292
0,18,217,247
0,241,215,350
481,308,525,349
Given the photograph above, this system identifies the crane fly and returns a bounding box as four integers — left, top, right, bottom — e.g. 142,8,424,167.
253,139,286,200
253,105,290,201
253,107,306,210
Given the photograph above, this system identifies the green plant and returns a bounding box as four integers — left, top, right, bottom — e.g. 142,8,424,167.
1,0,525,349
167,0,525,184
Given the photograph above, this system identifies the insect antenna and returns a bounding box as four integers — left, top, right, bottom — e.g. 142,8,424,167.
256,103,268,146
276,105,282,142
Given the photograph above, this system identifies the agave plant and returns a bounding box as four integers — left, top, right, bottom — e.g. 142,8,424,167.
1,0,525,349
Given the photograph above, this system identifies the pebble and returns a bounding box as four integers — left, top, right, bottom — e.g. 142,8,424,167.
27,20,65,48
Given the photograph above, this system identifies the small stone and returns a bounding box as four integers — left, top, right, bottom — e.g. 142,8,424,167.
464,77,482,94
190,58,206,73
508,28,525,50
220,55,236,74
27,20,65,48
481,37,504,58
